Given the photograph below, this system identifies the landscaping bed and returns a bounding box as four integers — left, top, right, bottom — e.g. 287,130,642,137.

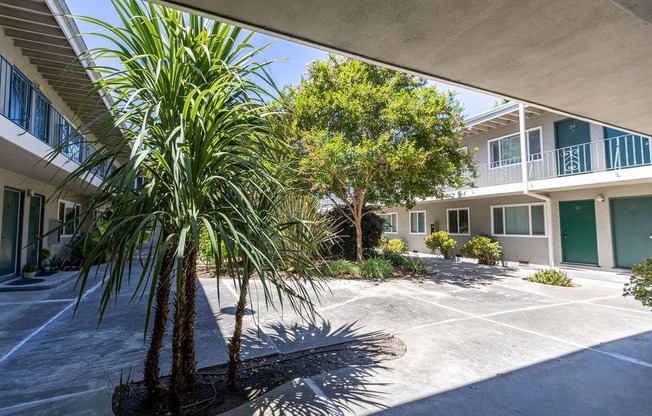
113,333,406,415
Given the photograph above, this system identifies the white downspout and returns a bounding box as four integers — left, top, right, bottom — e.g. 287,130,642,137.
518,103,555,267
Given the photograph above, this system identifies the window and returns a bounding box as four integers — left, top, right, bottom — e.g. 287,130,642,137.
492,204,545,236
381,213,398,234
58,200,81,237
33,93,50,143
9,69,32,129
488,127,543,167
409,211,426,234
447,208,470,235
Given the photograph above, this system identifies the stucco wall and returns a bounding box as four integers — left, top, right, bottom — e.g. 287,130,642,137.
383,194,550,265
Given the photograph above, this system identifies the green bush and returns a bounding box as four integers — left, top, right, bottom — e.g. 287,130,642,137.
424,231,457,259
325,259,359,277
624,258,652,307
379,237,408,254
327,205,385,260
403,257,427,274
527,269,573,287
381,251,408,267
460,234,502,265
358,258,393,279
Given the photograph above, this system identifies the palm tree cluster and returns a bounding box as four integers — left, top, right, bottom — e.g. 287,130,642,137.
51,0,332,412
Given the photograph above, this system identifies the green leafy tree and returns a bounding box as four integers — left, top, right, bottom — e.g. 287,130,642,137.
286,55,472,261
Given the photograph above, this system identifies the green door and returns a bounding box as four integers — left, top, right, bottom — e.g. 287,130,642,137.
26,195,43,267
611,196,652,268
0,189,21,275
555,119,592,176
559,200,598,265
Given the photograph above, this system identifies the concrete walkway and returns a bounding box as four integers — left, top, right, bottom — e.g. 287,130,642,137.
0,260,650,415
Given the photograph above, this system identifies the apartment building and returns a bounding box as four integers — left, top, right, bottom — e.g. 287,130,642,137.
383,102,652,269
0,0,114,277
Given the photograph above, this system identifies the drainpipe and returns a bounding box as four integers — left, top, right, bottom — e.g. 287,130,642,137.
518,103,555,267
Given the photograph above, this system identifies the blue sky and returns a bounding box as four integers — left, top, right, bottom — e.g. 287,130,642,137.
67,0,498,116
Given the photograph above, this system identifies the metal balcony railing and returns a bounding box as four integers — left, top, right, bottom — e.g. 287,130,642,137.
0,54,112,179
456,134,651,190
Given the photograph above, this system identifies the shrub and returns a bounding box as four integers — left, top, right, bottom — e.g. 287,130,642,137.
381,251,408,267
325,259,359,277
358,258,393,279
527,269,573,287
460,234,502,265
624,258,652,307
424,231,457,259
379,237,408,254
403,257,427,274
327,205,385,260
198,228,228,265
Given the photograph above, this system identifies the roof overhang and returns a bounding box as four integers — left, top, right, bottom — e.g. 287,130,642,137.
465,103,546,136
151,0,652,136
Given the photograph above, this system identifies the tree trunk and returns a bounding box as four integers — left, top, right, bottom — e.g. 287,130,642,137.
169,246,198,414
227,269,250,388
355,215,364,262
143,243,174,394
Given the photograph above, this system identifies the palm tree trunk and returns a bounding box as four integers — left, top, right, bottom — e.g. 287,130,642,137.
227,267,250,388
143,243,174,393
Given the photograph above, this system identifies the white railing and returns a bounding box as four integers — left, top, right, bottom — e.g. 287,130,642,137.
529,134,652,181
455,134,651,190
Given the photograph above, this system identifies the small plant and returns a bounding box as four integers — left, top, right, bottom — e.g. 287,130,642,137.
424,231,457,260
460,234,502,265
527,269,573,287
22,263,36,279
378,237,408,254
325,259,360,277
358,257,393,279
41,248,51,261
381,251,408,267
624,258,652,308
403,256,427,274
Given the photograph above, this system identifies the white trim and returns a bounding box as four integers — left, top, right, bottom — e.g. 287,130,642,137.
490,202,547,237
409,210,426,235
487,126,543,169
381,212,398,234
446,207,471,236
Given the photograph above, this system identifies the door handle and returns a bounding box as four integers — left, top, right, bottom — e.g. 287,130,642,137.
563,232,568,238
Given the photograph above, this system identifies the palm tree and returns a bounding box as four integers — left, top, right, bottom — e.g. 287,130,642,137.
51,0,292,410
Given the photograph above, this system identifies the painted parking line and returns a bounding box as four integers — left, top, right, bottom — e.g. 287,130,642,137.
0,386,108,413
0,299,75,306
0,281,103,365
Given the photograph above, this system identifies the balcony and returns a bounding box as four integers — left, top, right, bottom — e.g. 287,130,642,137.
460,134,652,192
0,54,112,179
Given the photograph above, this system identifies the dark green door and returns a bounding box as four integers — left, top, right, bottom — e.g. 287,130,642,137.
556,119,592,175
604,128,651,170
26,195,43,267
611,196,652,268
559,200,598,265
0,189,21,275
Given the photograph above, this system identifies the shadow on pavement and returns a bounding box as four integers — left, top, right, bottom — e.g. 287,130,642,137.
420,258,513,288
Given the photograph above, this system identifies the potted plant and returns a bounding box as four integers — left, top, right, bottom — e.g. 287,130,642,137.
41,248,52,273
22,263,36,279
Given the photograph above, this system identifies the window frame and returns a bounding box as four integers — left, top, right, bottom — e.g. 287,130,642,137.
58,200,81,238
446,207,471,236
490,202,547,238
381,212,398,234
409,210,426,235
487,126,543,169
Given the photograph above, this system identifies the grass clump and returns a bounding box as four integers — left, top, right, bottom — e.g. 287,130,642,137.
381,251,408,267
358,258,393,279
403,257,427,274
325,259,359,277
526,269,573,287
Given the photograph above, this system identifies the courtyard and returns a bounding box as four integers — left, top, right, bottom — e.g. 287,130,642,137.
0,260,651,415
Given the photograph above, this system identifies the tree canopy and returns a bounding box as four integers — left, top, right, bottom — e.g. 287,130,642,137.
285,55,472,260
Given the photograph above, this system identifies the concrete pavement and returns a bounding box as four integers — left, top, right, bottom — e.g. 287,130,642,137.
0,260,651,415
